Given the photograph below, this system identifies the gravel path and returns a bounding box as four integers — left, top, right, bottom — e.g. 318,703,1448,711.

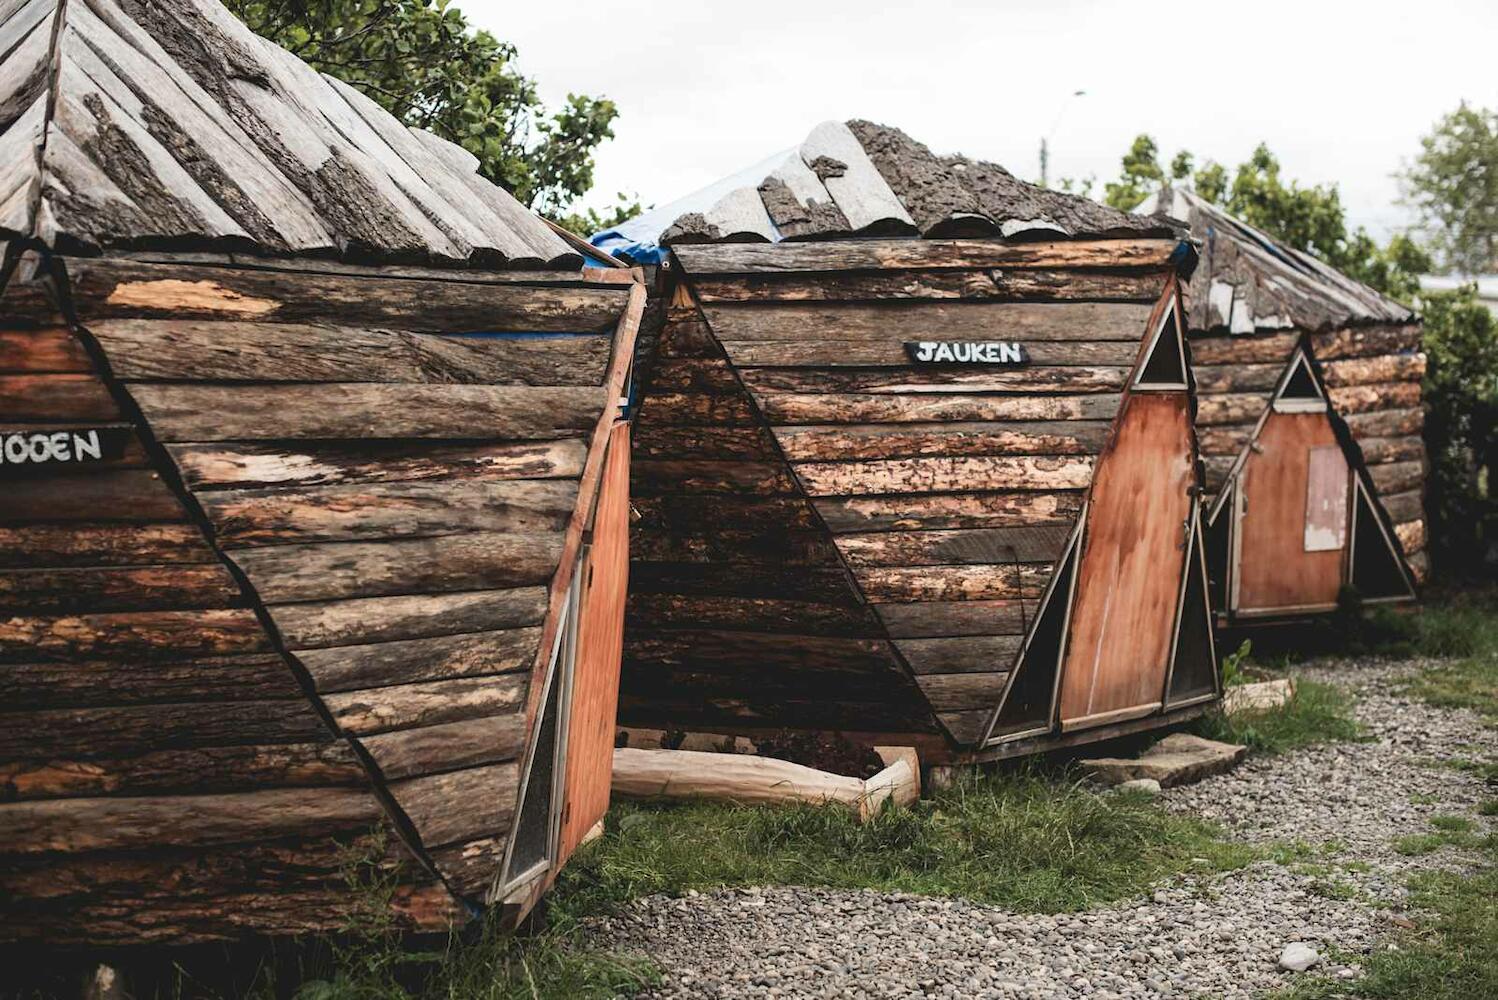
587,657,1495,999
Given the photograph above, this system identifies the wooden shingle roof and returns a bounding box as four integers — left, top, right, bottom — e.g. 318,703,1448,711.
0,0,580,268
1142,188,1414,333
600,120,1175,257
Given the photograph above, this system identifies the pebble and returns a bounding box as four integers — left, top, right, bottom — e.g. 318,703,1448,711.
1278,942,1320,971
1117,778,1163,795
586,656,1495,999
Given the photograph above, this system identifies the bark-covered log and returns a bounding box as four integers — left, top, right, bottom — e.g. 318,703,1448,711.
0,652,298,709
296,628,540,694
774,421,1110,461
702,301,1156,343
721,339,1139,368
626,593,881,637
275,587,548,649
322,674,527,736
914,670,1010,711
815,490,1084,532
874,599,1030,638
0,608,269,662
854,564,1049,602
757,391,1120,425
360,715,526,781
0,523,209,567
1326,381,1422,415
66,259,626,332
897,636,1023,674
794,455,1094,497
740,365,1128,396
0,373,120,420
170,439,587,490
232,532,563,603
691,269,1164,303
631,459,799,496
0,470,185,523
674,237,1177,274
386,761,519,849
837,525,1070,567
0,563,241,613
0,327,91,372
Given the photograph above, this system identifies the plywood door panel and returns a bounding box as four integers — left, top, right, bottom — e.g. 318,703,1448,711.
1058,393,1193,729
1235,412,1346,612
558,420,630,862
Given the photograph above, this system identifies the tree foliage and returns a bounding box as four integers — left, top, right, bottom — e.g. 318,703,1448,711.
1421,286,1498,575
1401,103,1498,275
1103,136,1424,299
230,0,619,219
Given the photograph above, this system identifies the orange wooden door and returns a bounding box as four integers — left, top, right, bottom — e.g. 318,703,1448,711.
557,420,631,861
1058,394,1194,730
1234,412,1348,614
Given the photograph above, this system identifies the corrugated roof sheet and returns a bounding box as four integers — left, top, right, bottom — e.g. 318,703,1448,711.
597,120,1174,261
0,0,580,269
1141,188,1414,332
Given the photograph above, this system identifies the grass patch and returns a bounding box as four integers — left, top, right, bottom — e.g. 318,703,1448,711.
1392,815,1492,857
1274,833,1498,1000
1192,679,1366,754
555,768,1260,917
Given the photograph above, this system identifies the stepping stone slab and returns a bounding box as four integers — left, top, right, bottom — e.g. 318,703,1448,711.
1081,734,1247,788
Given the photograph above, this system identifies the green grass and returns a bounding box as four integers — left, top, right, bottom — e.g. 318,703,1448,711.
1272,833,1498,1000
1192,679,1366,754
553,768,1261,917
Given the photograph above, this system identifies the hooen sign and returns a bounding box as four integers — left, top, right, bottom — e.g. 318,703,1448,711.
0,426,132,476
905,341,1029,365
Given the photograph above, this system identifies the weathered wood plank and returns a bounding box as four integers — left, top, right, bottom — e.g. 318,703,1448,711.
324,674,527,736
1186,333,1298,366
1326,381,1422,415
232,533,562,604
1322,353,1426,388
360,715,526,781
0,699,332,759
626,593,880,636
65,259,628,332
296,628,540,694
624,630,905,678
633,391,760,427
1196,426,1251,457
1368,460,1424,496
875,600,1029,638
702,301,1157,343
691,269,1164,303
1354,435,1425,465
0,653,299,709
0,470,184,523
631,424,778,461
274,587,549,649
914,671,1011,711
629,563,856,603
740,366,1128,395
774,421,1110,461
0,609,268,662
90,319,612,386
1310,324,1423,360
758,392,1120,425
0,373,120,420
0,523,208,567
0,563,241,613
1190,363,1283,394
1343,407,1424,439
936,709,994,744
722,339,1140,367
837,525,1071,567
0,328,91,373
1380,489,1425,526
386,762,520,849
632,459,799,496
855,564,1049,602
170,439,587,490
676,238,1176,274
815,491,1084,532
794,456,1094,497
1194,392,1268,426
630,495,822,534
0,741,362,801
897,637,1023,675
646,358,744,393
0,785,381,854
200,478,578,546
131,383,604,442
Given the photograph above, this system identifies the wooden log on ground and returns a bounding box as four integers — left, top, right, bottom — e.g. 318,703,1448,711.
610,746,920,821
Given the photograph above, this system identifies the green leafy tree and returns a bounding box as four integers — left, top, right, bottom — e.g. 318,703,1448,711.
230,0,620,220
1401,102,1498,275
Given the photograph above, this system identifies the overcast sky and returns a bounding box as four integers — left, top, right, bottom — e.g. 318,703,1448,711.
464,0,1497,239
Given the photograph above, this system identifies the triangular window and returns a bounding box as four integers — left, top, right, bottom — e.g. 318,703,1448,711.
1134,299,1189,389
1273,351,1326,412
1165,513,1219,706
1349,478,1416,601
986,524,1081,742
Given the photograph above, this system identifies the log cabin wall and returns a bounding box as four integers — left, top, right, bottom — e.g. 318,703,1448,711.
0,0,644,944
1149,189,1429,589
0,253,641,943
622,237,1201,755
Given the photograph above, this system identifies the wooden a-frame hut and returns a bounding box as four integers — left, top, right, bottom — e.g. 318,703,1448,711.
1137,189,1424,622
595,121,1220,763
0,0,642,945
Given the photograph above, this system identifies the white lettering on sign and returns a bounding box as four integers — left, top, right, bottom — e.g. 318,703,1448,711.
0,429,111,468
904,341,1030,365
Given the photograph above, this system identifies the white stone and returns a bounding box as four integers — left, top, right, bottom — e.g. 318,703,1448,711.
1118,778,1163,795
1278,942,1320,972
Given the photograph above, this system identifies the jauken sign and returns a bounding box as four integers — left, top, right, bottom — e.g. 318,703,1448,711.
905,341,1030,365
0,426,131,475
